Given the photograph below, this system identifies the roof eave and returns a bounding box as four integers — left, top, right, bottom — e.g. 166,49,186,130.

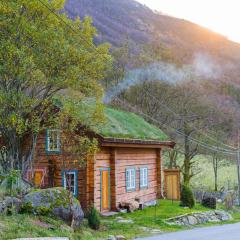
99,136,176,149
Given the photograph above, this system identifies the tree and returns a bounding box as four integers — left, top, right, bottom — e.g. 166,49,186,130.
0,0,111,174
211,151,225,191
121,80,233,186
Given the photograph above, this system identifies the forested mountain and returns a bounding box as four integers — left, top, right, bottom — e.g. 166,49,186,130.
65,0,240,63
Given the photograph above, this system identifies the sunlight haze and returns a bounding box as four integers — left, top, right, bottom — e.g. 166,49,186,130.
136,0,240,43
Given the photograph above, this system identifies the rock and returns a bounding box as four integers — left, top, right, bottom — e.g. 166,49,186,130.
143,200,157,207
215,210,232,221
23,187,84,229
187,216,198,225
139,226,151,232
166,210,232,226
107,235,116,240
115,235,125,240
0,196,22,214
150,229,162,234
115,216,134,224
116,219,134,224
118,208,127,213
1,178,32,195
4,196,22,212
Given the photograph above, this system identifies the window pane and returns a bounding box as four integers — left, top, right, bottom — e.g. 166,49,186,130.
126,169,135,190
48,130,60,151
140,168,148,188
64,172,76,195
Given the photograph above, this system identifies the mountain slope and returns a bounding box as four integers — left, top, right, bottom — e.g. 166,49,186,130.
64,0,240,65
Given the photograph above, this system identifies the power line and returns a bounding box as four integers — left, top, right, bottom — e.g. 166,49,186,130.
115,97,237,156
143,89,237,150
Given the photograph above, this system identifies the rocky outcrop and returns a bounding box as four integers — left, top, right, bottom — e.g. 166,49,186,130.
166,210,232,226
0,196,22,213
23,187,84,228
0,178,32,195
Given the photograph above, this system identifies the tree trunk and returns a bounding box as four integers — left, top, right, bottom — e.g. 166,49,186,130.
214,173,218,191
183,122,191,186
213,155,218,192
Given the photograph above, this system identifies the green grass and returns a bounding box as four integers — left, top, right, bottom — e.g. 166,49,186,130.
164,154,237,191
97,107,169,141
0,200,213,240
190,155,237,190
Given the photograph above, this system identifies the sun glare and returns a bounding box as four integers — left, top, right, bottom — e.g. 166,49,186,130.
137,0,240,43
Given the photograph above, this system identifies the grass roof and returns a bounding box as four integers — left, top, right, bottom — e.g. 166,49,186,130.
96,107,169,141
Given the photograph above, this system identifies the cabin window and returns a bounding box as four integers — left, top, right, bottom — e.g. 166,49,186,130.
126,168,136,191
62,170,78,197
46,129,61,153
140,167,148,188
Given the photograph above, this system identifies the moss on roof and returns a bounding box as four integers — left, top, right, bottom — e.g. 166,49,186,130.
96,107,169,141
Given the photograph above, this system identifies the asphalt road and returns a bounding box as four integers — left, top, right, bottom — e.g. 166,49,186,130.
135,223,240,240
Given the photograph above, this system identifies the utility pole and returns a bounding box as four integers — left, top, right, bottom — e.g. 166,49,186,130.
237,131,240,206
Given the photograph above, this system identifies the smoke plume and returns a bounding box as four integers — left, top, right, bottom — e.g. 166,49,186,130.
103,53,222,103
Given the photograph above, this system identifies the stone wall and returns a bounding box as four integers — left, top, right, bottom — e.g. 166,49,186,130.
166,210,232,226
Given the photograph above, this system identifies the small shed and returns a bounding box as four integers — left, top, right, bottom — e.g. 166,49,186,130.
164,169,181,201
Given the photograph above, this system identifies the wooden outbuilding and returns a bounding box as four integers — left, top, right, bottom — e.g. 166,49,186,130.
164,169,181,201
26,107,175,212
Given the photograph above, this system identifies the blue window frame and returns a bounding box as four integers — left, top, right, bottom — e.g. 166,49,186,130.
61,170,78,197
140,167,148,189
46,129,61,154
126,168,136,192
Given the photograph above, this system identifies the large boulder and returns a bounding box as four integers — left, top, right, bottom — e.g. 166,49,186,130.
23,187,84,229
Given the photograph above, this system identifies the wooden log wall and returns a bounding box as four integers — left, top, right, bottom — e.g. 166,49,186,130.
95,147,161,211
32,131,88,210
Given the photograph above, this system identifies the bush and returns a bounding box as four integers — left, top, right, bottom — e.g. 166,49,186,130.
202,197,216,209
180,185,195,208
87,206,100,230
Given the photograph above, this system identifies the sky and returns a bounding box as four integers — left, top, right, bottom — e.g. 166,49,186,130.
136,0,240,43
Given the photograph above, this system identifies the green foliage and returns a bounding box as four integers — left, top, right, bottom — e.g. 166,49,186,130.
0,0,111,172
87,206,100,230
180,185,195,209
5,170,21,196
97,107,169,140
0,200,225,240
34,206,52,216
20,202,33,214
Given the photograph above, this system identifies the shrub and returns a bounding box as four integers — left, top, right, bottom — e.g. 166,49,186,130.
202,197,216,209
87,206,100,230
180,185,195,208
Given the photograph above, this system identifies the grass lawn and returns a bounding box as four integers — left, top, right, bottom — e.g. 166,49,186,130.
0,200,216,240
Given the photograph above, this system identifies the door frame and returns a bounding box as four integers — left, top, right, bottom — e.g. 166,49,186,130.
100,167,111,211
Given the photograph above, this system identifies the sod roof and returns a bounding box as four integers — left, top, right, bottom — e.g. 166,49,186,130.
96,107,169,141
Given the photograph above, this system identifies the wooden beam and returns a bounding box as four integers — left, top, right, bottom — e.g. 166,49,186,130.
110,148,117,210
101,142,174,149
156,149,162,198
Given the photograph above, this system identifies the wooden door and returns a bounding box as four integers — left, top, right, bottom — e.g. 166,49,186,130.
101,170,110,211
34,171,43,187
166,175,178,200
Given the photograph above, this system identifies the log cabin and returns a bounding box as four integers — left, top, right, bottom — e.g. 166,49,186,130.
26,107,175,213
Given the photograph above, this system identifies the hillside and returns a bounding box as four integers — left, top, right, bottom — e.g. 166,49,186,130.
64,0,240,64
